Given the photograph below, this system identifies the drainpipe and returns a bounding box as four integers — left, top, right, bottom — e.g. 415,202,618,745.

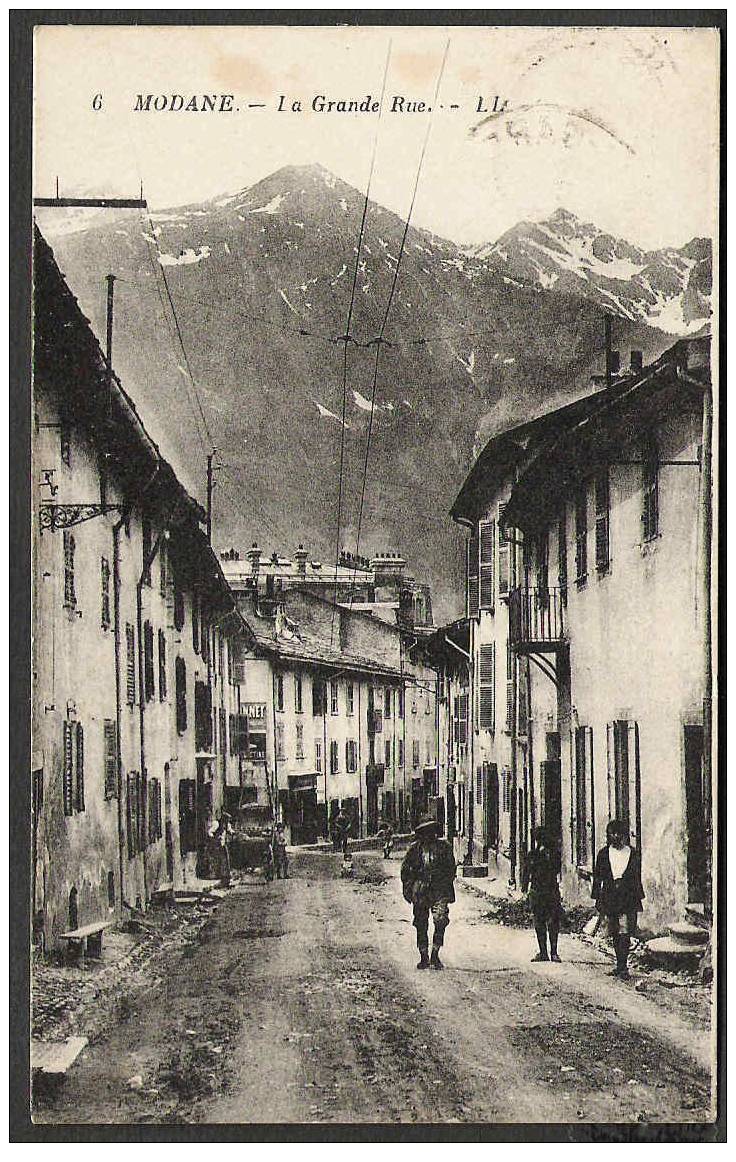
270,668,279,824
112,511,128,912
357,682,363,837
526,659,536,837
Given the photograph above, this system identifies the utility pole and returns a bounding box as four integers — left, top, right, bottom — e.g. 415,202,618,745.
206,453,214,543
105,274,116,368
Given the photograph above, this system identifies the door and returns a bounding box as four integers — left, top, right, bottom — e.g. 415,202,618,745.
684,725,707,904
484,762,499,850
366,779,379,834
541,759,562,851
446,784,456,841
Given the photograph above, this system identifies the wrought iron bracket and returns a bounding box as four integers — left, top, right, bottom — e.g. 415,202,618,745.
527,650,562,690
38,503,124,532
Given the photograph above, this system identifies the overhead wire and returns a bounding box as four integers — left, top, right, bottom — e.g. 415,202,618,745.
349,39,451,609
330,39,393,646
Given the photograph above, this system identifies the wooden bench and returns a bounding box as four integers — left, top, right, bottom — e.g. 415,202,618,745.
60,920,113,961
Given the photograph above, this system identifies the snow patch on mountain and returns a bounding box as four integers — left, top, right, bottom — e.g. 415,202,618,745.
158,246,210,266
249,194,285,215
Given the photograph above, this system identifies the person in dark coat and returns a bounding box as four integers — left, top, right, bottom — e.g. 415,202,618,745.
400,815,456,970
592,819,645,979
273,822,289,879
522,826,563,962
332,809,351,857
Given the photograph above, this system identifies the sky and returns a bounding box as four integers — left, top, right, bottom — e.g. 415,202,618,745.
34,24,720,251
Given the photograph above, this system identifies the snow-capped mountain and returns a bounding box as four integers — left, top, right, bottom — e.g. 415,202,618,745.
470,208,712,336
38,166,691,619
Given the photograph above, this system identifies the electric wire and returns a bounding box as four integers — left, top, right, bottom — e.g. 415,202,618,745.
330,40,393,646
349,40,450,608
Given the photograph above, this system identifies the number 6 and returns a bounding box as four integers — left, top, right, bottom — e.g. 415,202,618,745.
92,93,103,111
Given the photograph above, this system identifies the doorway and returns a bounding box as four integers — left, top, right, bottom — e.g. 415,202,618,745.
684,725,707,904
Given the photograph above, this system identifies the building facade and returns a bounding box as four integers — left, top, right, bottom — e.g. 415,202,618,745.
450,335,713,931
32,229,248,949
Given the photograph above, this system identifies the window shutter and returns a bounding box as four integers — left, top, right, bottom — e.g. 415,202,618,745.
467,527,479,618
173,584,185,632
498,507,511,596
627,721,640,851
139,770,147,852
126,624,136,704
479,643,495,731
144,621,155,701
127,772,138,858
101,557,111,629
558,510,568,597
595,471,610,572
192,595,200,654
75,723,85,811
103,720,117,799
176,657,187,734
63,721,74,815
158,629,167,700
479,519,495,610
575,488,588,583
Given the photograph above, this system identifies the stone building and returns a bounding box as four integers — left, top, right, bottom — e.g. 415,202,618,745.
449,334,713,931
32,228,247,949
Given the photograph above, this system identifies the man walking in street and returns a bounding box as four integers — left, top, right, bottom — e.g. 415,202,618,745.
332,808,351,858
522,826,563,962
400,815,456,970
273,822,289,880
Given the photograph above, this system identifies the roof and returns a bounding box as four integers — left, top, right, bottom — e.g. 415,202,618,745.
502,336,710,534
243,617,403,679
33,226,205,527
221,559,371,585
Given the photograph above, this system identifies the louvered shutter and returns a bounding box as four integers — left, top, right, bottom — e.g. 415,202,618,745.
479,519,495,610
467,527,479,618
63,721,74,815
75,724,85,811
498,507,511,597
158,629,167,700
479,643,495,731
126,624,136,704
144,621,155,701
103,720,117,798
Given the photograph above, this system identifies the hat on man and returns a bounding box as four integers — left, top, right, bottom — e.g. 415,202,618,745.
415,814,438,837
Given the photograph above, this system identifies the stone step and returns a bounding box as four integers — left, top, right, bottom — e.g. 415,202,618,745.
644,936,706,965
669,921,709,946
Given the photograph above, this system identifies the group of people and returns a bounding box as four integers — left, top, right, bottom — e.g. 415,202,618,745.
400,815,644,977
211,813,290,883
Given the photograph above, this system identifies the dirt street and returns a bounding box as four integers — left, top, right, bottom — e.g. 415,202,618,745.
34,850,714,1126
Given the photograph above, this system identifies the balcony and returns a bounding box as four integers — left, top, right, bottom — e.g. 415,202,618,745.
508,587,566,653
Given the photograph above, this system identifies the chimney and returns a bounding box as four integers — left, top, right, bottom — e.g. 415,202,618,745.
294,544,308,575
247,542,261,577
630,350,643,375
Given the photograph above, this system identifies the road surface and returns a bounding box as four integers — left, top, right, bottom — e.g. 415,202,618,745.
35,849,713,1125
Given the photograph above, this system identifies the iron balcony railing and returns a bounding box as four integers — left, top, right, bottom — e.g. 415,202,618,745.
508,586,566,650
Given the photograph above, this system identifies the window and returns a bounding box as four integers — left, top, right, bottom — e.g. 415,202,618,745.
398,738,404,767
607,720,640,847
498,506,511,597
63,721,85,814
276,674,285,712
536,529,549,597
276,721,285,761
158,629,167,700
517,671,529,737
217,707,226,756
295,673,303,714
312,680,327,716
385,739,392,767
142,519,152,586
479,643,496,732
125,624,136,705
330,740,339,774
143,621,155,702
200,619,210,664
397,687,404,719
346,682,354,716
467,526,479,618
63,531,76,608
331,680,339,715
412,738,420,768
595,471,610,573
574,726,594,868
175,657,187,734
126,771,146,857
346,739,357,773
217,633,224,680
148,778,163,844
315,739,323,772
296,722,304,758
642,438,659,541
479,518,495,610
103,720,117,799
558,510,568,599
384,687,391,719
505,640,514,733
574,487,588,584
101,557,111,630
